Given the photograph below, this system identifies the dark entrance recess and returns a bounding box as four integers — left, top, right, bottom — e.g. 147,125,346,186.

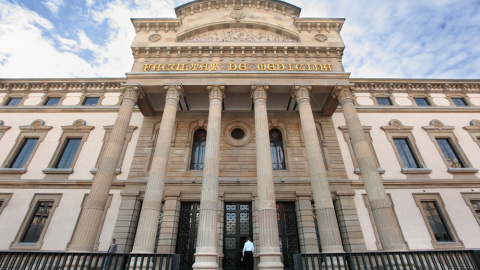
277,202,300,270
223,203,252,270
176,202,200,270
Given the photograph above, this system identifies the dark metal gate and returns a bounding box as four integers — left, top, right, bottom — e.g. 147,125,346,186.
175,202,200,270
277,202,300,270
223,203,252,270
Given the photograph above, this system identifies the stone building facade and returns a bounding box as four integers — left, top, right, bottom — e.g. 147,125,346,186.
1,1,480,270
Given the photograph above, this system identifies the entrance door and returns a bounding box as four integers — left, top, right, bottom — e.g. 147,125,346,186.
176,202,200,270
277,202,300,270
223,203,252,270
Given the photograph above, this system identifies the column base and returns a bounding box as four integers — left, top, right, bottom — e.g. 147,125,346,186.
257,252,284,270
192,251,218,270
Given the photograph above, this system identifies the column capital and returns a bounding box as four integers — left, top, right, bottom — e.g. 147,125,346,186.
292,84,312,103
332,85,354,103
207,85,225,101
251,85,269,101
164,84,184,102
121,84,144,104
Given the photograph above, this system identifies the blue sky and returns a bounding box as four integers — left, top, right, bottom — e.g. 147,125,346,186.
0,0,479,79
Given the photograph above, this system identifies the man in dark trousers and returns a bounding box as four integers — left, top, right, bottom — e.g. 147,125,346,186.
242,237,254,270
104,239,117,270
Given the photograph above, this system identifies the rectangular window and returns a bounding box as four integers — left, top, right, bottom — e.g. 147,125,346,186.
471,200,480,221
21,201,54,243
452,98,468,106
376,97,392,106
9,138,39,168
6,97,22,106
421,201,453,242
82,97,99,106
44,97,60,106
436,138,465,168
393,138,420,168
414,97,430,106
55,138,82,168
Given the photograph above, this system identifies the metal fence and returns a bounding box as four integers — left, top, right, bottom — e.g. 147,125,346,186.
0,251,180,270
294,250,480,270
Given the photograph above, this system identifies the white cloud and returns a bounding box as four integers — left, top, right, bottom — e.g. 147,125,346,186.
43,0,64,15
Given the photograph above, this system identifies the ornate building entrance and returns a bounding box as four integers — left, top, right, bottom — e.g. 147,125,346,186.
176,202,200,270
223,203,252,270
277,202,300,270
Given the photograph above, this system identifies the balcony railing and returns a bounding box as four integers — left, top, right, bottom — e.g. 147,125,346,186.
0,251,180,270
294,250,480,270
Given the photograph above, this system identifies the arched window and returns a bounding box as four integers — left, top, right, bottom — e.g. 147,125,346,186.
190,129,207,170
270,129,286,170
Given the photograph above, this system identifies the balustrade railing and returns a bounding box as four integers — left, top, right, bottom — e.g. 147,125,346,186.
294,250,480,270
0,251,180,270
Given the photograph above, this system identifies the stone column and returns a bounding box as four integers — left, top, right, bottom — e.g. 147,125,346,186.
69,85,142,252
131,84,183,253
251,85,283,270
193,85,225,270
292,84,344,253
333,86,407,251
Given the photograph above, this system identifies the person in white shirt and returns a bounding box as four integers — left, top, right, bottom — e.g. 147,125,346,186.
242,237,254,270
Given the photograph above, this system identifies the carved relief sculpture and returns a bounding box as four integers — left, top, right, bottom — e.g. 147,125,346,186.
181,28,297,42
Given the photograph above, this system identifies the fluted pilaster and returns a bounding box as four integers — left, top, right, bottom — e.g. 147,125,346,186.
292,84,344,253
132,85,183,253
69,85,142,252
251,85,284,270
193,85,225,270
333,86,406,251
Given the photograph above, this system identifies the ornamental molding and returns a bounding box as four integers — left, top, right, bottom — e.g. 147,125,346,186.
0,80,125,93
133,19,182,33
315,34,327,42
180,28,297,42
352,81,480,94
148,34,162,42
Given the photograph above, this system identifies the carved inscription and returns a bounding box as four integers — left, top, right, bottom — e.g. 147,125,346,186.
142,63,333,72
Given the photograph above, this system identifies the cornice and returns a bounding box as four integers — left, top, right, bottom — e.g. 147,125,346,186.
350,179,480,190
293,18,344,33
351,79,480,94
0,79,126,94
131,18,182,33
174,0,301,19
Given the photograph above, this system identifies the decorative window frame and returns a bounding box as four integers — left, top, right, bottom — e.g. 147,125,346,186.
268,119,289,171
187,119,208,171
463,119,480,148
90,125,137,175
447,95,472,107
79,94,104,106
372,94,397,106
10,193,62,250
362,194,408,250
422,119,477,174
410,95,434,107
223,119,253,147
43,119,94,176
0,120,52,176
0,193,13,215
2,95,27,106
0,120,11,140
461,192,480,227
67,194,112,251
41,95,65,106
339,126,385,174
381,120,431,174
413,193,464,249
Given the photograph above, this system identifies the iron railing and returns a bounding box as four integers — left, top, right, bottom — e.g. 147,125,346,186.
0,251,180,270
294,250,480,270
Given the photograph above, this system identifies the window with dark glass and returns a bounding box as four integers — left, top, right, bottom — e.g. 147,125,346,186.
6,97,22,106
376,97,392,106
471,200,480,221
55,138,82,168
414,97,430,106
452,98,468,107
21,201,54,243
9,138,39,168
393,138,420,168
82,97,99,106
44,97,60,106
436,138,465,168
190,129,206,170
270,129,286,170
421,201,453,242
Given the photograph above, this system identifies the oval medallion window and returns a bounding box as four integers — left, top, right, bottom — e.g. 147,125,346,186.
224,120,253,147
231,128,245,140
